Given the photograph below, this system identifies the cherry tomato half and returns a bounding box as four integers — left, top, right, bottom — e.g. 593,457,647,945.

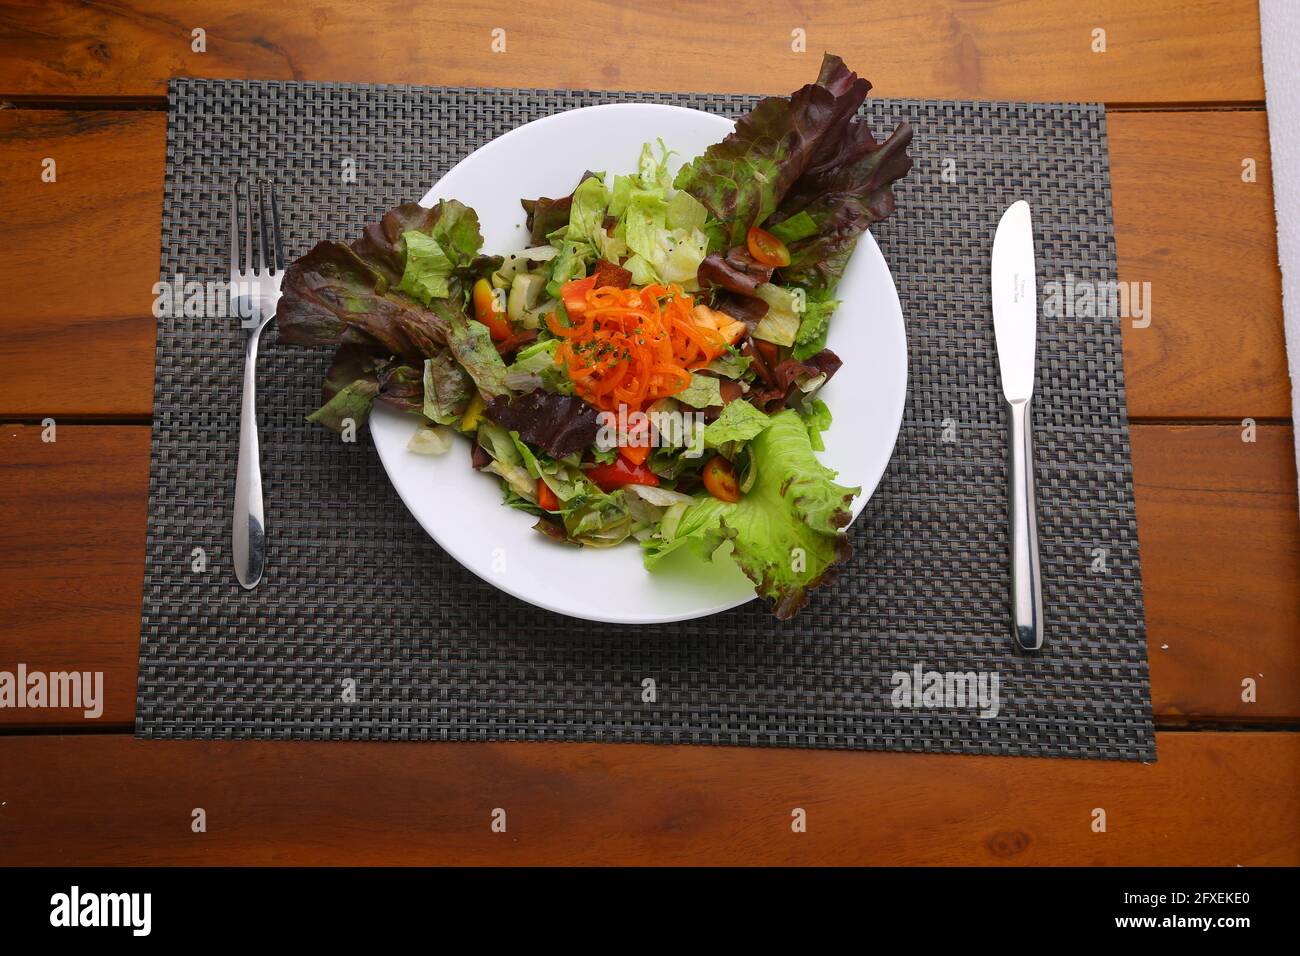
702,456,741,502
746,226,791,268
472,278,511,341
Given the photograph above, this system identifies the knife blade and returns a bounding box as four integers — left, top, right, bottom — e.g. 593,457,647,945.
991,200,1044,651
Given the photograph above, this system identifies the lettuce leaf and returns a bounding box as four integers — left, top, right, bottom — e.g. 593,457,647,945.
305,361,418,431
674,54,876,247
676,53,913,361
791,290,839,359
303,345,419,432
609,155,710,286
276,240,453,361
769,58,913,301
641,496,730,569
706,349,752,379
423,351,473,425
636,139,675,192
278,198,504,438
484,389,600,458
442,304,509,399
374,363,424,416
801,398,832,451
546,240,589,298
704,401,771,448
751,283,801,347
644,410,858,618
306,378,380,432
349,199,486,287
567,175,610,246
673,373,724,409
774,112,912,297
557,490,634,547
396,230,455,304
538,178,618,294
767,210,819,244
504,338,573,395
623,191,668,263
747,348,844,412
521,172,599,245
667,190,709,231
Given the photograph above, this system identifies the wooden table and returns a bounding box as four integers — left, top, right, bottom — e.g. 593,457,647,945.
1,0,1296,866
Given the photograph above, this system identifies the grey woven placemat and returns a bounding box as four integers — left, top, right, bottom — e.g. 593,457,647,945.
137,78,1154,760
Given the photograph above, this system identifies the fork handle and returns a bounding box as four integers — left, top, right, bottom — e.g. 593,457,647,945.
233,319,269,588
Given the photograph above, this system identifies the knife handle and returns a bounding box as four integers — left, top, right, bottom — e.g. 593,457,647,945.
1006,397,1044,651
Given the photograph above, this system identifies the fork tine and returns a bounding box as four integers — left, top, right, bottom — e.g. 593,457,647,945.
229,179,241,273
265,179,286,272
255,179,271,273
242,181,254,276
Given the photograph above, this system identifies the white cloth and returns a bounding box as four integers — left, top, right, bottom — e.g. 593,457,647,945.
1260,1,1300,506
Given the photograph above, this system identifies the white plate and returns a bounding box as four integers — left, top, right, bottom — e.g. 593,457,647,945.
370,103,907,624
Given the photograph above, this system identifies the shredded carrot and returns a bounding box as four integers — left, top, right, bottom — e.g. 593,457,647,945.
545,281,728,413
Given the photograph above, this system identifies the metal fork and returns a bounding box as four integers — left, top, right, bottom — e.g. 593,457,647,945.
229,178,286,589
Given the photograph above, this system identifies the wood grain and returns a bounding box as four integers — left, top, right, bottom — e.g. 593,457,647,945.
0,108,1286,420
1134,423,1300,721
1112,110,1288,419
0,731,1293,865
0,424,149,727
0,109,162,418
0,0,1289,872
2,423,1297,727
0,0,1264,104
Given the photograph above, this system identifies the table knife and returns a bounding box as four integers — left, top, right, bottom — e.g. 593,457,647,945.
991,200,1044,651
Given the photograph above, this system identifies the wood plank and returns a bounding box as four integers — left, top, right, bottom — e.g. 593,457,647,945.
1112,110,1289,419
1133,423,1300,720
0,109,162,418
0,108,1286,420
0,732,1293,865
2,423,1297,727
0,0,1264,104
0,424,149,727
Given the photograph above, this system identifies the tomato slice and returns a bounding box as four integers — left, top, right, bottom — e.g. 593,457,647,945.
560,275,598,315
472,278,511,341
536,477,560,512
586,457,659,492
746,226,791,268
618,416,652,466
702,456,741,502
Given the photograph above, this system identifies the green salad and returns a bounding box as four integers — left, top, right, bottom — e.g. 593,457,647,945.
276,53,912,619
